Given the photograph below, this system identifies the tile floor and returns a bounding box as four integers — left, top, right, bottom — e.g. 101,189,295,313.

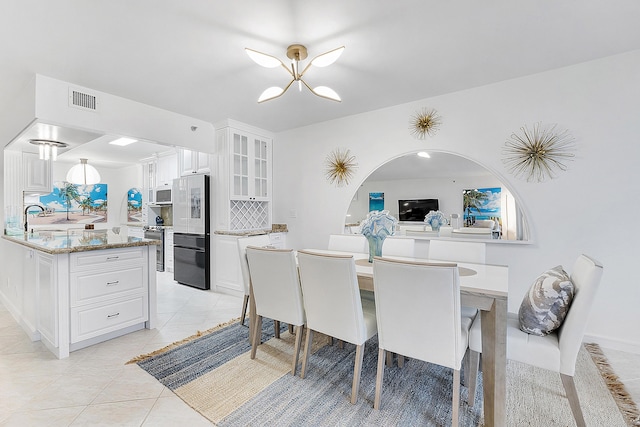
0,271,638,426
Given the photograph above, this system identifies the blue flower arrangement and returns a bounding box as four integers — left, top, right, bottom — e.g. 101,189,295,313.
424,210,447,231
360,210,398,262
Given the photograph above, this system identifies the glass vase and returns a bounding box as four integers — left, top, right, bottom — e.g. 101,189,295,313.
366,234,385,263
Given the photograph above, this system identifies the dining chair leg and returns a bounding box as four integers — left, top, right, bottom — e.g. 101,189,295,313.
468,350,480,406
374,347,386,409
561,373,587,427
250,315,263,359
338,340,344,349
289,324,294,334
351,343,365,404
291,325,304,376
398,355,405,368
300,329,314,379
387,351,393,367
274,320,280,339
452,369,460,426
240,295,249,326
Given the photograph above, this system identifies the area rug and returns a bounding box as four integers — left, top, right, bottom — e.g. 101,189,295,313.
130,321,639,426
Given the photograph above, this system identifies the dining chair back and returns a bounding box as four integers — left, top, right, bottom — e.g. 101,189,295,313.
327,234,368,253
467,254,604,427
297,249,378,404
428,240,486,264
381,237,415,257
246,246,306,375
372,257,472,425
237,234,272,325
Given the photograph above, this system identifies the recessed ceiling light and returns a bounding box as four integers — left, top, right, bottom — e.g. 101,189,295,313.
417,151,431,158
109,137,137,146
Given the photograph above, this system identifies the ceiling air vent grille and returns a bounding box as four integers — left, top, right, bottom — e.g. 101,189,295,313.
68,88,99,112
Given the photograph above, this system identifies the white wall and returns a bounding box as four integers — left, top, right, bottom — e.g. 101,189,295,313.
272,50,640,353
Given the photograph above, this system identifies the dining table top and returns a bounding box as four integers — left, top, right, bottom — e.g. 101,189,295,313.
299,248,509,300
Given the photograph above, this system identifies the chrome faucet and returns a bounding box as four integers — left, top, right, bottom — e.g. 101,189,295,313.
24,204,45,232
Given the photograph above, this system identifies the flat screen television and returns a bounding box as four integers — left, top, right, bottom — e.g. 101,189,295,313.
398,199,439,222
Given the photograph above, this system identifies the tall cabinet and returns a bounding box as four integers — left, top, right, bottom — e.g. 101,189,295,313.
215,119,273,231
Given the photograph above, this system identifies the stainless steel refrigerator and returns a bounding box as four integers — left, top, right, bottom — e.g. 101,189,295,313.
172,174,210,289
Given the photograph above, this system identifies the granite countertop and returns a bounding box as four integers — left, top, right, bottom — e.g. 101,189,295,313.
214,223,288,237
2,229,160,255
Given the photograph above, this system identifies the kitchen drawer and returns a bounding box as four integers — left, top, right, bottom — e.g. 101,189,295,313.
269,232,285,249
70,295,148,343
70,266,146,307
70,247,145,272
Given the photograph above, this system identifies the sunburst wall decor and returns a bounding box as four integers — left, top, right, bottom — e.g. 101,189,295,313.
502,122,575,183
325,148,358,187
409,108,442,139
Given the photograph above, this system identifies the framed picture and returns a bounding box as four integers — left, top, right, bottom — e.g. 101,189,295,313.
127,187,143,222
28,181,108,225
369,192,384,211
463,187,501,225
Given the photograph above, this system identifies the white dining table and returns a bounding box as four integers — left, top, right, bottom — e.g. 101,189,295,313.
301,249,509,427
247,249,508,426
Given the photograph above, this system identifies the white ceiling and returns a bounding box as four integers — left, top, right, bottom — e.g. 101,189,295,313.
2,1,640,168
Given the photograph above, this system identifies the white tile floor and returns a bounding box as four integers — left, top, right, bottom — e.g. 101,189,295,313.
0,271,242,426
0,271,638,426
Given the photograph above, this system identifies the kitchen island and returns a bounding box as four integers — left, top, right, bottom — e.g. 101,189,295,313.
1,229,159,358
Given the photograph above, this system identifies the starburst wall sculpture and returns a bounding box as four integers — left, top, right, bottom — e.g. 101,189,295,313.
502,122,575,183
409,108,442,139
325,148,358,187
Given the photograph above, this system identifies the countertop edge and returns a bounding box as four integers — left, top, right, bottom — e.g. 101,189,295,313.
2,234,160,255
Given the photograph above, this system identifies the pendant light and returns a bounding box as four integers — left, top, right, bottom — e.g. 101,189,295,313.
66,158,101,185
28,139,68,161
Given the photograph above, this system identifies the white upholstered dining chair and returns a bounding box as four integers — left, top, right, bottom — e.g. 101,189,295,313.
428,240,486,264
297,250,378,404
429,240,486,322
245,246,306,375
327,234,368,253
237,234,272,326
467,254,604,427
381,237,415,257
372,257,473,425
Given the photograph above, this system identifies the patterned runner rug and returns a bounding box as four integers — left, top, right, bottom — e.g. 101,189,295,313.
129,321,638,426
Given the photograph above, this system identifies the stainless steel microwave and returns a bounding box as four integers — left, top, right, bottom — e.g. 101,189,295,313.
154,187,172,204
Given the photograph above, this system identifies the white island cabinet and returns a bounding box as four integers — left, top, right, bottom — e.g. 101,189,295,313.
1,231,157,359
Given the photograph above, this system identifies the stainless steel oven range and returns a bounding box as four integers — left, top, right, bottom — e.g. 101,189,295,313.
143,226,165,272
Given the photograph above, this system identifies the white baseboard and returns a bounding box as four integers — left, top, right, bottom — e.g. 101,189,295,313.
584,333,640,355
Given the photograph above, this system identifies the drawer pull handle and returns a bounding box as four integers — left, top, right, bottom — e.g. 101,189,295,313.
106,281,120,286
106,256,120,260
107,312,120,319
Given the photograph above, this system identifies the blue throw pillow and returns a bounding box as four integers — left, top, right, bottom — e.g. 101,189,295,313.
518,266,575,336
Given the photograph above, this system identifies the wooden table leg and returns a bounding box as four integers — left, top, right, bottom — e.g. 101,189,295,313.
480,297,507,427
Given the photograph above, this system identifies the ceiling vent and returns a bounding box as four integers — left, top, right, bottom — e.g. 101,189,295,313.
68,87,99,112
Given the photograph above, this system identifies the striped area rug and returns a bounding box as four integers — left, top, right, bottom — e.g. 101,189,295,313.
131,321,636,426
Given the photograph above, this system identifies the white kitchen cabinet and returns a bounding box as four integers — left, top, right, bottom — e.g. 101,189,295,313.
229,131,270,201
23,152,52,194
213,234,243,297
156,152,178,187
269,232,286,249
69,247,149,344
142,159,156,205
215,120,273,231
179,148,211,176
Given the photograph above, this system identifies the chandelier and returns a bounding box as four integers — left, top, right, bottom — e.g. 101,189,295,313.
245,44,345,103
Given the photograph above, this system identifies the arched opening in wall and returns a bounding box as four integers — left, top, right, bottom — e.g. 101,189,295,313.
345,151,529,241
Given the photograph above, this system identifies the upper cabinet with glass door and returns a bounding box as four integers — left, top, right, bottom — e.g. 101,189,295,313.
231,131,270,201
